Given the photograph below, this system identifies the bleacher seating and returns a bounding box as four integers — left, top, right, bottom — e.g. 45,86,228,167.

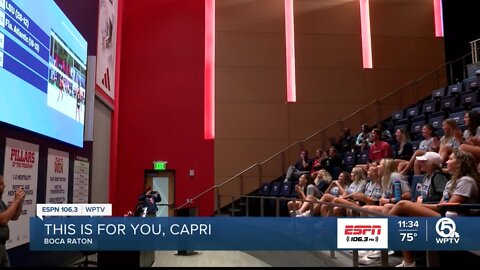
440,95,457,111
406,106,420,118
450,110,465,125
460,91,478,108
259,182,271,196
463,76,479,92
270,182,282,197
429,113,444,130
342,151,356,172
357,150,369,164
432,87,445,99
422,99,437,114
447,83,463,96
280,181,294,197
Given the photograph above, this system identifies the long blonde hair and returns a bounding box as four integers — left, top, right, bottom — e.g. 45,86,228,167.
380,158,398,192
314,169,332,186
351,167,367,183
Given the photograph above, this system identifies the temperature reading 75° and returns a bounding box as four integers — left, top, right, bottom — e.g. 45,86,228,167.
400,232,417,242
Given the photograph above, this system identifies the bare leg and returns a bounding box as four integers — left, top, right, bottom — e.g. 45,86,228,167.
402,251,415,265
387,200,440,217
298,195,317,213
319,194,337,216
381,203,395,215
400,150,425,175
332,206,346,216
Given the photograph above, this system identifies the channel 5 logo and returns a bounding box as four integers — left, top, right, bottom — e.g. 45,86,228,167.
337,218,388,249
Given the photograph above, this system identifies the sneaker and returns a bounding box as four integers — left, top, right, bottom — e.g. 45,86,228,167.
367,250,381,259
388,250,395,256
289,210,301,217
358,250,369,257
358,252,380,265
302,210,311,217
396,260,416,267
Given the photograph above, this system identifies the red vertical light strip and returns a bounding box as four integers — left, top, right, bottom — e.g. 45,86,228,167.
285,0,296,102
433,0,444,37
204,0,215,139
360,0,372,69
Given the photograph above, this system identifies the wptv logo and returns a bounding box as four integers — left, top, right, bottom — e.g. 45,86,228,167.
337,218,388,249
435,217,460,244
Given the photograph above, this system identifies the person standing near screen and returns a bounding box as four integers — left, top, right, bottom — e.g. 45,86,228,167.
138,185,161,217
75,84,82,121
0,174,25,267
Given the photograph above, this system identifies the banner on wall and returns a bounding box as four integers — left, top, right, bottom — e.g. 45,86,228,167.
45,149,69,204
3,138,39,249
96,0,118,100
73,157,90,203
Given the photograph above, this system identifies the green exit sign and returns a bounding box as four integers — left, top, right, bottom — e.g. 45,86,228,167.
153,161,167,170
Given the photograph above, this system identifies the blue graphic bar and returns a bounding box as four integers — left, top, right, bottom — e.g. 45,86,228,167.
1,14,49,61
3,51,47,93
3,34,48,77
30,217,337,251
4,0,49,48
29,216,480,251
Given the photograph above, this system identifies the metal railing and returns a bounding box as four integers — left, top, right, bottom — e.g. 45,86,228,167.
470,38,480,63
175,53,472,216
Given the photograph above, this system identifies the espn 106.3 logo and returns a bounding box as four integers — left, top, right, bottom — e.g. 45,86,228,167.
337,218,389,249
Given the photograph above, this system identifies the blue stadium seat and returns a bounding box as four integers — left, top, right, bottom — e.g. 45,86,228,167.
410,118,426,135
391,110,404,122
447,83,463,96
463,76,479,92
429,114,444,130
422,99,437,114
259,182,271,196
440,96,457,111
342,152,356,172
449,110,465,125
279,181,294,197
460,91,478,107
410,175,424,202
357,150,369,164
436,128,445,137
471,103,480,113
394,118,409,133
411,140,421,151
269,182,282,196
406,106,420,118
432,87,445,99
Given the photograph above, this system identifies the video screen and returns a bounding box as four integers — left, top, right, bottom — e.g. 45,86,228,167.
0,0,88,147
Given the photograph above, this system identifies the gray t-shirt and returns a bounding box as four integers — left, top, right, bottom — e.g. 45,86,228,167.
419,137,434,151
382,172,410,199
306,184,321,199
443,176,479,203
364,181,382,200
346,180,367,195
440,136,460,149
